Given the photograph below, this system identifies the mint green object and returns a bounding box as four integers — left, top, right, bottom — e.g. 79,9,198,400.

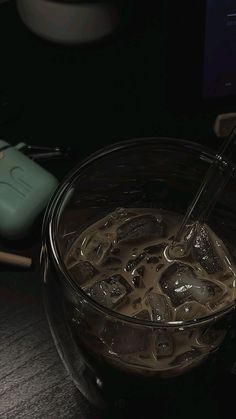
0,140,58,238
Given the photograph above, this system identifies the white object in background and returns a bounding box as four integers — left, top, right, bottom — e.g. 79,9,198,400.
16,0,123,44
214,113,236,138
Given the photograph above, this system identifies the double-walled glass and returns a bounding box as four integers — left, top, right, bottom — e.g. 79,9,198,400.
41,138,236,407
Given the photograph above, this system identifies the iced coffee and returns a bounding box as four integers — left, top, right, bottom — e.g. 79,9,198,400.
65,207,236,375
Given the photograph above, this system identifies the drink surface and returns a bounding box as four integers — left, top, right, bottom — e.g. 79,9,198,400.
65,208,236,322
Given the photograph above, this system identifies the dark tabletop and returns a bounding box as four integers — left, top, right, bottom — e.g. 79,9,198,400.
0,2,229,418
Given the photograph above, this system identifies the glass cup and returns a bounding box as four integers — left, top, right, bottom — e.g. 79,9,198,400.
41,138,236,408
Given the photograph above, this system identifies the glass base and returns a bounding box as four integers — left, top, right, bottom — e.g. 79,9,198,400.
43,266,236,411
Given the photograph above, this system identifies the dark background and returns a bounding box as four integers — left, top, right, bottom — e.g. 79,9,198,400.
0,1,235,418
203,0,236,98
0,1,223,152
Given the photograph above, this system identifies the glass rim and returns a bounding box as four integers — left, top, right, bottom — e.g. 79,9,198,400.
43,136,236,329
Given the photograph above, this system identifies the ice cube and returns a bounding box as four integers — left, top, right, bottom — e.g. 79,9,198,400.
87,274,132,309
155,331,174,358
99,208,132,230
160,262,213,307
65,250,79,268
192,225,223,274
101,322,148,354
204,280,226,310
112,207,135,221
87,281,112,308
117,214,165,244
175,301,209,321
132,297,143,311
108,273,133,292
81,232,112,265
98,217,113,230
134,310,151,320
69,261,98,286
132,275,145,288
145,292,173,322
126,253,146,272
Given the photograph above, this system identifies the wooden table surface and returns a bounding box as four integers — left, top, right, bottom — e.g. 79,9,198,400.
0,241,100,419
0,290,96,419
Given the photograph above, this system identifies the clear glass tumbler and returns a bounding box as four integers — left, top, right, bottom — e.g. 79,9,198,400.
41,138,236,408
